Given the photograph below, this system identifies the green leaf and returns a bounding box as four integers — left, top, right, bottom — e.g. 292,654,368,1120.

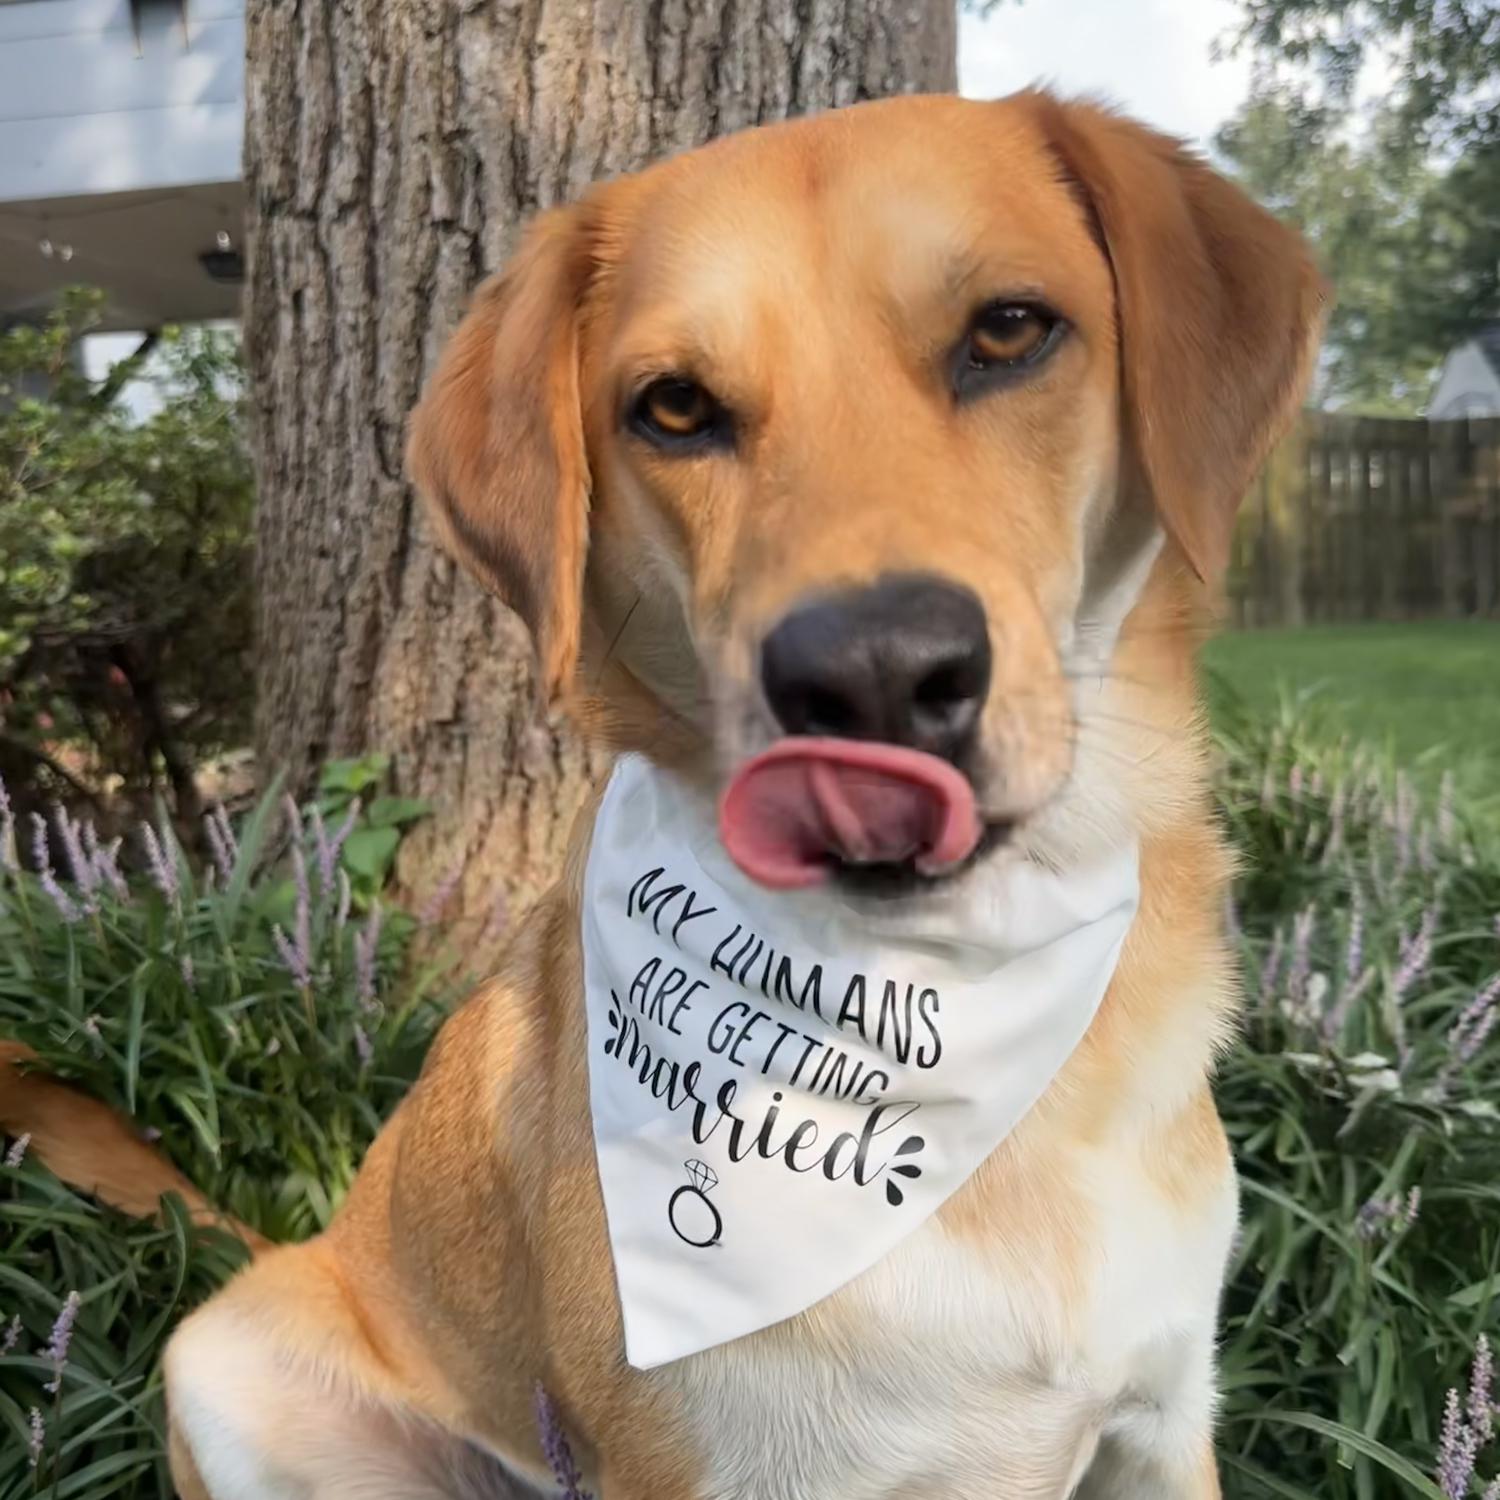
363,796,431,829
318,755,389,795
340,826,400,883
1249,1412,1448,1498
218,772,286,934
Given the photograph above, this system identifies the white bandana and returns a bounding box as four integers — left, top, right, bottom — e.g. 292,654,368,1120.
583,754,1140,1370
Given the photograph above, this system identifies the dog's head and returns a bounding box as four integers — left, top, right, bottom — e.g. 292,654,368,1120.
409,92,1324,895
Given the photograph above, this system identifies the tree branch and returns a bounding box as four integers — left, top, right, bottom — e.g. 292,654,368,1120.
91,330,162,411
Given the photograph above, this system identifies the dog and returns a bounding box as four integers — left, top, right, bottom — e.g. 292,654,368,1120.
7,90,1324,1499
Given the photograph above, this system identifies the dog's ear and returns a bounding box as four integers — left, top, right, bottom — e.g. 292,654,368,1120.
1030,94,1328,579
407,207,592,698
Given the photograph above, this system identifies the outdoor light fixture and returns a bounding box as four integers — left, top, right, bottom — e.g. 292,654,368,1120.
131,0,191,55
199,238,245,284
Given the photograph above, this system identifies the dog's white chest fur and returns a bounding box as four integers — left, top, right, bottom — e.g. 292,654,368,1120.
658,1135,1238,1500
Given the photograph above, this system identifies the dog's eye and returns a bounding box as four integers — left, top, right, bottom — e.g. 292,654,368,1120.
630,377,725,448
966,303,1058,369
954,302,1065,400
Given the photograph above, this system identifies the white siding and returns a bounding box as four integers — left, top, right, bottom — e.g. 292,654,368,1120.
1430,341,1500,419
0,0,244,202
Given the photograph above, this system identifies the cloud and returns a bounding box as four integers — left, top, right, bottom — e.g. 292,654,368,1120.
959,0,1254,150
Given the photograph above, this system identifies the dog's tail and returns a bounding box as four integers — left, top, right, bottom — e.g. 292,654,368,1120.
0,1041,268,1252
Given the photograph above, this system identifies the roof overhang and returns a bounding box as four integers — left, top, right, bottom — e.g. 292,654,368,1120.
0,180,244,330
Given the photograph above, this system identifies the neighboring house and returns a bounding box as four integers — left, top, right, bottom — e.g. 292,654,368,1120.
1429,322,1500,419
0,0,245,334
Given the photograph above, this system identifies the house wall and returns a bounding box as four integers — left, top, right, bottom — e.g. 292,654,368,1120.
1430,341,1500,420
0,0,244,204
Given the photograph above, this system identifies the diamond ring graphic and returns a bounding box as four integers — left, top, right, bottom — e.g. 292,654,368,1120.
668,1158,723,1248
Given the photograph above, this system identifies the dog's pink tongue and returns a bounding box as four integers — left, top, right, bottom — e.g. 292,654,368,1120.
719,738,981,889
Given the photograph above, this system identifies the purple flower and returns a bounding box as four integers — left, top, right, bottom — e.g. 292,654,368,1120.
1394,771,1417,877
30,814,80,923
1438,1386,1479,1498
1345,891,1365,984
181,954,196,991
1419,824,1437,874
1355,1187,1420,1241
1469,1335,1495,1446
0,772,16,874
272,924,312,990
139,818,179,906
353,1023,374,1069
28,1407,44,1469
312,800,361,893
1393,903,1439,1006
533,1384,594,1500
204,804,238,886
1,1313,20,1354
354,903,382,1011
43,1290,79,1393
1354,1198,1388,1240
1286,905,1317,1004
53,805,99,912
1451,975,1500,1066
1321,784,1347,868
1259,927,1286,1009
310,806,331,891
282,793,304,842
292,835,311,938
1439,771,1457,844
4,1132,30,1168
271,839,315,992
84,822,129,902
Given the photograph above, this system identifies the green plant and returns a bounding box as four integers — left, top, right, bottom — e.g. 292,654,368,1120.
1215,703,1500,1499
0,289,253,823
3,713,1499,1497
0,767,459,1497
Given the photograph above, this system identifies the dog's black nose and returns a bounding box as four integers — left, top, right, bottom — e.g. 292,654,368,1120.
760,575,992,762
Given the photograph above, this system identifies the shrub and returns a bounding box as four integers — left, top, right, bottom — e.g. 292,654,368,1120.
1216,703,1500,1499
1,716,1498,1498
0,761,456,1496
0,290,253,828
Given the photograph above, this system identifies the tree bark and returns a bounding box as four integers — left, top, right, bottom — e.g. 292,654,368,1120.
245,0,957,936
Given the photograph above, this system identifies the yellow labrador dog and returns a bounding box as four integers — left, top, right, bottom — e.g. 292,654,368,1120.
21,90,1326,1500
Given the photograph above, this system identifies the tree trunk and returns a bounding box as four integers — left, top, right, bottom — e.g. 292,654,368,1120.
245,0,957,939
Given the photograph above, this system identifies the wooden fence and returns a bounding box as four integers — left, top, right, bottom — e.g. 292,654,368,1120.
1229,413,1500,627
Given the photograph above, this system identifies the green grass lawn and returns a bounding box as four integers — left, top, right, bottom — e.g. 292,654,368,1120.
1202,620,1500,821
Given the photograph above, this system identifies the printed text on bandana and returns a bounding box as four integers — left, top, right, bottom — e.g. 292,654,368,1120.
598,865,937,1247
